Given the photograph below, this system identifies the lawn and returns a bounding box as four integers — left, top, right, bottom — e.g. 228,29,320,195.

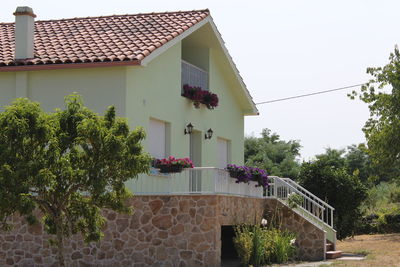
332,233,400,267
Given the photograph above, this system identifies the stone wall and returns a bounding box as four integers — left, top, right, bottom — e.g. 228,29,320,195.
0,195,325,266
263,199,326,261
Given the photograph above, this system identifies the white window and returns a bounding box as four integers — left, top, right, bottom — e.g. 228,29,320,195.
217,138,230,169
148,119,167,159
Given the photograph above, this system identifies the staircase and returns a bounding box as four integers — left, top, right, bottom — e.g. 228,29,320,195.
326,241,342,259
267,176,339,260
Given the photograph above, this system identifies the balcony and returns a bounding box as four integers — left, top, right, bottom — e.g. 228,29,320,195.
181,60,208,91
133,167,263,198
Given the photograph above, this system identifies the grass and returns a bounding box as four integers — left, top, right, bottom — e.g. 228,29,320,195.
333,233,400,266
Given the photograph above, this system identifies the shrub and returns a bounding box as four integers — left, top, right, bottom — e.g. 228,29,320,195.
233,224,296,266
287,192,304,209
299,160,367,239
233,225,253,266
269,229,296,264
357,182,400,234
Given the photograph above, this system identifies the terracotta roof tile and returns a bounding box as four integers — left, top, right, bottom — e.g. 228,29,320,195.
0,9,209,67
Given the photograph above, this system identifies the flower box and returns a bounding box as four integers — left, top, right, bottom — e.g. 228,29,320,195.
182,84,219,110
152,156,194,174
158,164,184,173
226,164,269,189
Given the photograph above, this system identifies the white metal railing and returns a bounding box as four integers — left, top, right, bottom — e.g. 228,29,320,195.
133,167,263,198
267,176,334,228
282,178,335,227
181,60,208,91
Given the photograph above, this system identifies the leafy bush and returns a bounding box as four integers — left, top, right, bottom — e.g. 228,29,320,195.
361,182,400,214
233,224,296,266
287,193,304,209
357,182,400,234
233,225,253,266
299,159,367,239
244,129,301,180
269,229,296,264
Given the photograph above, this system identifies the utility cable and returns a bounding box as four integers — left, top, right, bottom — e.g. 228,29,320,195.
255,83,366,105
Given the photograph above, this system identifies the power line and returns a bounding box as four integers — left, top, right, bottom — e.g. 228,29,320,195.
255,83,366,105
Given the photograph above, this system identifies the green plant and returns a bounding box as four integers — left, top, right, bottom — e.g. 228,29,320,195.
233,223,296,266
233,224,253,266
244,128,301,180
357,182,400,234
287,193,303,209
251,225,265,267
269,229,296,263
299,154,367,239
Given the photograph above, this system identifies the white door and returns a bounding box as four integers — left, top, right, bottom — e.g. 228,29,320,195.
189,131,202,192
148,119,166,159
217,138,229,169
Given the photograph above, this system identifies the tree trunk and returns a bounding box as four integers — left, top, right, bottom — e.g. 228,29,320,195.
55,217,66,267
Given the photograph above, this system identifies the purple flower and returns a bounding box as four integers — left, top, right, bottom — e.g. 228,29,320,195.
225,164,269,188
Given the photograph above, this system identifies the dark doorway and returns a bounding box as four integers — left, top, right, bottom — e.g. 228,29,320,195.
221,225,239,259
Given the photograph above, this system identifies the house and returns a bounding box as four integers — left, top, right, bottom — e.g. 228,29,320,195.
0,7,337,266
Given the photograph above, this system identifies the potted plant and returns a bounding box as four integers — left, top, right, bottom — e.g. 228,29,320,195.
182,84,219,110
249,167,269,188
201,90,218,109
226,164,269,189
226,164,252,183
152,156,194,173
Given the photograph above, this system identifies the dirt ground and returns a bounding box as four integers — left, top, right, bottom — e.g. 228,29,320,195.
332,233,400,267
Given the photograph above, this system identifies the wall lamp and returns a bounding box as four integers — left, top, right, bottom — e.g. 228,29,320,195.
184,123,194,135
205,128,213,140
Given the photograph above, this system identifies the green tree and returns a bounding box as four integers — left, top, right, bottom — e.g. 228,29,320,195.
0,95,151,266
344,144,381,184
351,46,400,179
299,150,367,239
245,129,301,179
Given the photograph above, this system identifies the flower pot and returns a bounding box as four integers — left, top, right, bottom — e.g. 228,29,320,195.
159,164,184,173
193,101,201,109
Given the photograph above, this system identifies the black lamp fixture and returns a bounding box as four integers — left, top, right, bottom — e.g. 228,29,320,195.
205,128,213,140
184,123,194,135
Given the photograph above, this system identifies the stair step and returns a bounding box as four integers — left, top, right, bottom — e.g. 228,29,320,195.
326,242,334,251
326,250,342,259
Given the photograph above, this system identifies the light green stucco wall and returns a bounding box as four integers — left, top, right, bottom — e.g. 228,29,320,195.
127,41,245,165
0,67,126,116
0,72,16,111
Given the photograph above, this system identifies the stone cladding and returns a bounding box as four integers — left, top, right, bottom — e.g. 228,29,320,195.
0,195,325,266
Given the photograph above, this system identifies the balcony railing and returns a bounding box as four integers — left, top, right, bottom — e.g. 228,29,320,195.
181,60,208,91
133,167,263,198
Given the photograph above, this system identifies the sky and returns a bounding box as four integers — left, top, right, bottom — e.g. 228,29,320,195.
1,0,399,160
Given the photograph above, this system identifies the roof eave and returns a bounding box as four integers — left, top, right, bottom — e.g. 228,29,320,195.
206,17,259,116
0,60,140,72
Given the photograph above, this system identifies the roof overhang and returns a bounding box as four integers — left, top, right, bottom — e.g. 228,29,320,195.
0,60,140,72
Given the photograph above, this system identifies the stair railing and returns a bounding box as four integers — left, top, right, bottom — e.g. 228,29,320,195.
281,178,335,228
268,176,334,228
